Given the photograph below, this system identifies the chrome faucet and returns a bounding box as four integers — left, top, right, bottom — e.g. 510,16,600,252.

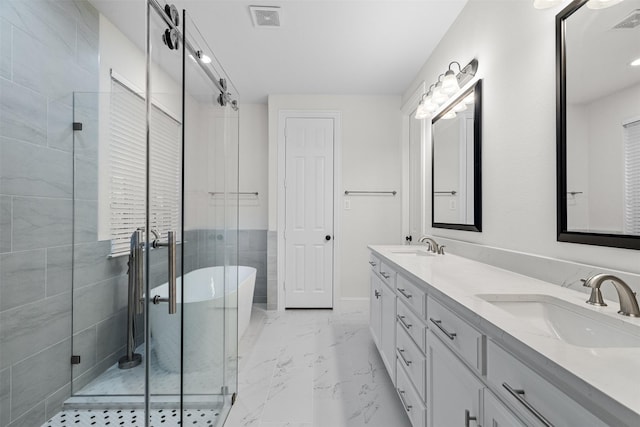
418,236,445,255
582,274,640,317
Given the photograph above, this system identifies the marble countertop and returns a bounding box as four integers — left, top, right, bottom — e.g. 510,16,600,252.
369,245,640,427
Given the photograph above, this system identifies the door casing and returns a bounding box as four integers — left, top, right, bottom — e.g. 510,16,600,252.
277,110,342,310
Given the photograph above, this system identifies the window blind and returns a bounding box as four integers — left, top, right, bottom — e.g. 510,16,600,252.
623,119,640,235
109,78,182,256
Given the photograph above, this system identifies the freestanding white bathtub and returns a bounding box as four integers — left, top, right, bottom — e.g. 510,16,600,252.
150,265,256,373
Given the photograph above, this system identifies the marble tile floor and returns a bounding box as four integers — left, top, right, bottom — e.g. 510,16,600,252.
43,304,410,427
225,305,412,427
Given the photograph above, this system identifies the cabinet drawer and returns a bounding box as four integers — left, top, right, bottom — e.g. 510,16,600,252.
368,253,380,274
427,297,484,373
396,323,426,400
379,261,397,287
396,298,426,353
487,340,608,427
396,274,425,318
396,358,426,427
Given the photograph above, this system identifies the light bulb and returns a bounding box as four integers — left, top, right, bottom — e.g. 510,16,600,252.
587,0,624,9
441,70,460,95
533,0,564,9
631,57,640,67
432,83,448,105
414,102,429,120
424,93,437,113
442,111,457,120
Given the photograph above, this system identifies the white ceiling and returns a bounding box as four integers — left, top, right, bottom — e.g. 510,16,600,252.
90,0,468,103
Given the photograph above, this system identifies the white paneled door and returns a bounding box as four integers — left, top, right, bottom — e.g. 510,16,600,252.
284,117,334,308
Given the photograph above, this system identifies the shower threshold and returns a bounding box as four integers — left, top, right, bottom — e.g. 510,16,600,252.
64,394,225,410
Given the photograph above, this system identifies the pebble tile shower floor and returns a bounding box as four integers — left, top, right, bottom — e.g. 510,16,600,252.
42,409,219,426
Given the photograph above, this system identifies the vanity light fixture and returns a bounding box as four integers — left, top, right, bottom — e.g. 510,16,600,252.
631,57,640,66
414,59,478,119
415,97,429,120
432,75,449,105
442,62,462,94
415,85,438,119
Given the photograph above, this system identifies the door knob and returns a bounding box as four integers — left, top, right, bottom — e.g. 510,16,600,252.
325,235,332,241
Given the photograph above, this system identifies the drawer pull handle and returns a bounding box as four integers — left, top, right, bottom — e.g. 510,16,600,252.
398,348,412,366
374,289,381,299
380,271,391,279
369,261,377,267
430,318,456,340
502,382,554,427
464,409,478,427
397,388,412,412
397,314,412,330
398,288,413,299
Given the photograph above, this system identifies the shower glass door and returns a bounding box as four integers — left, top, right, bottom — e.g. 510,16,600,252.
180,10,239,422
69,1,238,425
146,0,240,422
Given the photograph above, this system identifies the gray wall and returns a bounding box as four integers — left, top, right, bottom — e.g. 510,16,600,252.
0,1,101,425
239,230,267,303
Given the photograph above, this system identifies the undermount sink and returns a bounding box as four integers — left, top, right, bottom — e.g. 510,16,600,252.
389,249,435,256
476,294,640,348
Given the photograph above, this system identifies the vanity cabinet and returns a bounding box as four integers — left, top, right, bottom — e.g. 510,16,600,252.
427,330,483,427
369,274,382,348
380,278,397,382
368,249,621,427
487,340,609,427
427,297,484,374
396,357,427,427
370,254,397,382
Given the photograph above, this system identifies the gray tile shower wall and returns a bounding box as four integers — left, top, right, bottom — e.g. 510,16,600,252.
267,230,277,310
239,230,267,303
0,1,101,426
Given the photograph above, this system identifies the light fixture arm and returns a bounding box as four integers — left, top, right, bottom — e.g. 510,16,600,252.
448,61,462,73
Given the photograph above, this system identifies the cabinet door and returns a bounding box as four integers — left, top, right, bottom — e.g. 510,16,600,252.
380,280,397,383
484,390,526,427
427,330,482,427
370,273,382,348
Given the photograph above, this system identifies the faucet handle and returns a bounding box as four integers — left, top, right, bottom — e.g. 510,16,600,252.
437,245,446,255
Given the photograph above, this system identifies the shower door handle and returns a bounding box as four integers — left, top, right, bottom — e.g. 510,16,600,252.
152,231,177,314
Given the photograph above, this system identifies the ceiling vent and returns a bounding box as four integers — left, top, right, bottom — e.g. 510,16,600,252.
250,6,281,28
613,9,640,29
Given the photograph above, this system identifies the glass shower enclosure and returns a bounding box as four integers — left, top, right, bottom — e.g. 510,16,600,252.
68,1,239,425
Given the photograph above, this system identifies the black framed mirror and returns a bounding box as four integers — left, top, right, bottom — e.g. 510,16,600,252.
557,0,640,250
432,80,482,232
